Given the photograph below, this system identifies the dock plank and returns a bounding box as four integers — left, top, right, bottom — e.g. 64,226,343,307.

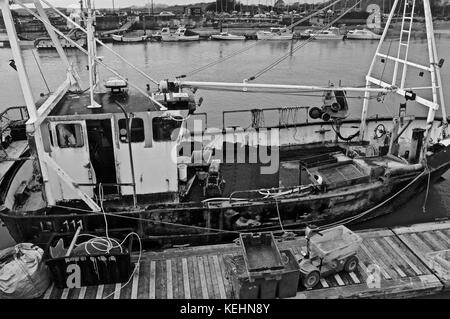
202,255,214,298
197,256,209,298
213,255,227,299
191,255,202,299
78,286,87,299
207,255,220,299
149,260,156,299
95,285,104,299
131,263,140,299
384,236,423,276
422,232,448,251
371,238,407,278
181,258,191,299
166,259,173,299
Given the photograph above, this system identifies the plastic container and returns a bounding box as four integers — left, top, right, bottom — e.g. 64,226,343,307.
178,163,188,182
224,249,300,299
44,230,133,288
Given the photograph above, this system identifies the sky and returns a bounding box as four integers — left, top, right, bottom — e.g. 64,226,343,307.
43,0,325,9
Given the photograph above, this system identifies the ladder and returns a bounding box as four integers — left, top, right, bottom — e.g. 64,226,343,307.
392,0,416,89
360,0,447,145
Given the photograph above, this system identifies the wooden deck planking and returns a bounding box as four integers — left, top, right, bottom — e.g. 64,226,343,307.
181,258,191,299
207,255,220,299
371,238,407,277
45,221,450,299
360,241,394,280
148,260,156,299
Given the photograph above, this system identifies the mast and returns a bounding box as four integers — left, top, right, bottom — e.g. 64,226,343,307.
0,0,55,205
359,0,447,157
86,0,101,108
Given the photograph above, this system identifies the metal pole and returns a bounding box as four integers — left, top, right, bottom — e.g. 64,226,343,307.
0,0,55,205
359,0,400,141
421,0,440,160
115,102,138,208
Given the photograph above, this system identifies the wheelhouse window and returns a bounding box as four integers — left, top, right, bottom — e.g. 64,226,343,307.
152,116,183,142
118,117,145,143
56,123,83,148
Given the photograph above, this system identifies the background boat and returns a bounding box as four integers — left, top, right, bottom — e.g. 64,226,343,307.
161,27,199,42
310,27,344,40
346,29,382,40
112,33,148,43
256,27,293,40
211,32,246,41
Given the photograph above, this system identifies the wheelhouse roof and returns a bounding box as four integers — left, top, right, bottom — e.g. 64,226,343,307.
47,91,160,117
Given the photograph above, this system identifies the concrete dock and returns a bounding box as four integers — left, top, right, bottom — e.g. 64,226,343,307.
42,220,450,299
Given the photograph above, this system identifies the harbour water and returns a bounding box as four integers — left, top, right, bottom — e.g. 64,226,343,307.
1,35,450,249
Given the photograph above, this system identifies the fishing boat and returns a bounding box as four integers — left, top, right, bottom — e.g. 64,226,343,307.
111,34,148,43
161,27,199,42
310,27,345,40
34,36,87,49
299,29,314,39
256,27,294,40
211,32,246,41
1,0,449,248
346,28,382,40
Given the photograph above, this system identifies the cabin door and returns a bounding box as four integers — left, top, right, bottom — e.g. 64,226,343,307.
86,119,118,195
49,120,94,200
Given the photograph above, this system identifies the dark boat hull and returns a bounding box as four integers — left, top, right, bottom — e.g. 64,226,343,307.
2,144,450,248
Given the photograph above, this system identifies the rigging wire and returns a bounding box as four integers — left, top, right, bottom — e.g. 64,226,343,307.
31,49,51,93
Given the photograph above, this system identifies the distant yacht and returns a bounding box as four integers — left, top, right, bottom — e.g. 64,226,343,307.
256,27,293,40
211,32,246,41
346,28,382,40
310,27,344,40
161,27,200,42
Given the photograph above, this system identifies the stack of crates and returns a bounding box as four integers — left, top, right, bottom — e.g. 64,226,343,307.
224,233,300,299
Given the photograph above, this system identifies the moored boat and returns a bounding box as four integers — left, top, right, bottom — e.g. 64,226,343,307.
111,34,148,43
310,27,345,40
211,32,246,41
161,27,199,42
346,28,382,40
256,27,293,40
0,0,449,249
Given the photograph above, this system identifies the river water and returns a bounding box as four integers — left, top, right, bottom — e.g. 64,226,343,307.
1,34,450,249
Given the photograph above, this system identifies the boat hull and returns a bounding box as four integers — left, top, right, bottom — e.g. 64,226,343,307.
256,32,294,40
2,144,450,247
161,35,200,42
112,34,148,42
35,37,87,49
211,34,246,41
346,34,382,40
310,34,344,40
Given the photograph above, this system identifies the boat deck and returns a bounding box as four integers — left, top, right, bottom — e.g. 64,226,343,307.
42,220,450,299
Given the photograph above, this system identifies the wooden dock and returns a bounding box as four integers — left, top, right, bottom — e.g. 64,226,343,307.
42,220,450,299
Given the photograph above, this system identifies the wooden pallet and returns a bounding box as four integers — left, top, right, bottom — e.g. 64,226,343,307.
43,221,450,299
